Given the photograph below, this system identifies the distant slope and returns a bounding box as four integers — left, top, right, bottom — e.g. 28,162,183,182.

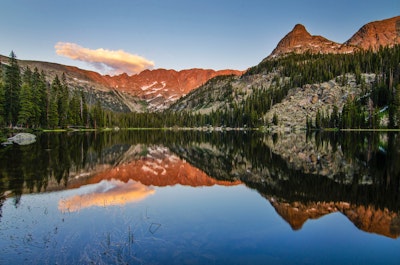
0,54,242,112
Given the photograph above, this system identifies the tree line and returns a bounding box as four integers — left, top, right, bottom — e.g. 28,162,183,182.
1,45,399,130
0,51,104,129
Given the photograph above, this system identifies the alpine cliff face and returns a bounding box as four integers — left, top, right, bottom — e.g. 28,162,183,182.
0,54,241,112
268,24,353,58
102,68,243,111
346,16,400,50
268,16,400,58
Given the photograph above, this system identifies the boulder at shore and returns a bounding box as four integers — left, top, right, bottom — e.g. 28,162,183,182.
4,133,37,146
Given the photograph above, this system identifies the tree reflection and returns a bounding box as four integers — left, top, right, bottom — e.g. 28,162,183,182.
0,130,400,237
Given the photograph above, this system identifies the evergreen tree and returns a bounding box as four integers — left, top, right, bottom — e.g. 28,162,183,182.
31,68,46,127
48,75,61,128
0,80,4,125
48,93,59,128
272,112,279,125
394,84,400,128
81,92,89,127
18,82,34,127
315,109,321,129
92,100,103,129
68,91,81,125
329,105,339,128
4,51,21,127
39,70,49,127
58,73,69,127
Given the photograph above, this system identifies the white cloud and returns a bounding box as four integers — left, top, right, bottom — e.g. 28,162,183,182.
55,42,154,75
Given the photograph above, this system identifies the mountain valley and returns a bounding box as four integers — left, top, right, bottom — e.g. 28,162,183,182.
1,16,399,129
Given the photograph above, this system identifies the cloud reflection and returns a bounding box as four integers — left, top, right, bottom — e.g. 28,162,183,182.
59,179,155,212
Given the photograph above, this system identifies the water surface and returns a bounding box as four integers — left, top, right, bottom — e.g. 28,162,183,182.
0,131,399,264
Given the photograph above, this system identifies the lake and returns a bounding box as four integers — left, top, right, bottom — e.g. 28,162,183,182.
0,130,399,264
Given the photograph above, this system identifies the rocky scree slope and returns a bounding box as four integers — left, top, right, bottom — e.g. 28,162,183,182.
0,55,241,112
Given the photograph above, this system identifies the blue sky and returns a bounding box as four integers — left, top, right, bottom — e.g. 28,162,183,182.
1,0,399,74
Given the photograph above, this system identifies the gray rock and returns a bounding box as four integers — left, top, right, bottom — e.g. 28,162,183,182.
6,133,36,145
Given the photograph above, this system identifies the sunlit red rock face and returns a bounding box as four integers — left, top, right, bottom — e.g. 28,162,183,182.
67,146,242,189
1,55,242,111
346,16,400,51
62,67,242,110
268,16,400,58
268,198,400,239
268,24,353,58
101,68,243,110
104,68,243,96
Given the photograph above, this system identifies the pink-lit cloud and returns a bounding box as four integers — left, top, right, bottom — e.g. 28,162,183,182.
55,42,154,75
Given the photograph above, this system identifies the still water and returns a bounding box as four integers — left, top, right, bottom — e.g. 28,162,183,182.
0,130,399,264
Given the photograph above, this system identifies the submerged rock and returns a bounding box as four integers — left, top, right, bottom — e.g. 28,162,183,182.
5,133,36,146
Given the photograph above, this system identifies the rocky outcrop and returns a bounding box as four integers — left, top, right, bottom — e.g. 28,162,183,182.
268,16,400,58
3,133,36,146
265,73,376,131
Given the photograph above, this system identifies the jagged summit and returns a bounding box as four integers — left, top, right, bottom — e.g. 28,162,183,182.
292,24,309,35
268,23,347,58
268,15,400,59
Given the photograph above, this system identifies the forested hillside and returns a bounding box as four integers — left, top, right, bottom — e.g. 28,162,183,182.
170,45,400,130
1,46,399,130
0,52,104,129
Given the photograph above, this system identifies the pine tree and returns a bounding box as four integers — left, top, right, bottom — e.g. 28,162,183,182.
394,84,400,128
58,73,69,128
68,91,81,126
81,92,89,127
48,75,61,128
92,100,103,129
272,112,279,125
4,51,21,127
48,93,59,128
39,71,49,127
315,109,321,129
18,82,34,127
31,68,46,127
0,80,4,125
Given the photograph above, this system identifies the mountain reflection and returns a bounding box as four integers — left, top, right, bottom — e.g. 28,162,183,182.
64,145,242,189
1,130,400,238
268,198,400,238
59,179,154,212
58,144,241,212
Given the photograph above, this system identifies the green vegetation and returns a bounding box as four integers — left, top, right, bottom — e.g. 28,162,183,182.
1,45,399,130
0,52,103,129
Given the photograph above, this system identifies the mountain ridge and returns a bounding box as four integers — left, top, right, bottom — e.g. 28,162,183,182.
2,16,399,115
268,16,400,58
0,54,242,112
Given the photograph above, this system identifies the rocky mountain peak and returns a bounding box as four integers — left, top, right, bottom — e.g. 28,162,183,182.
345,16,400,51
268,16,400,59
268,23,345,58
291,23,310,35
